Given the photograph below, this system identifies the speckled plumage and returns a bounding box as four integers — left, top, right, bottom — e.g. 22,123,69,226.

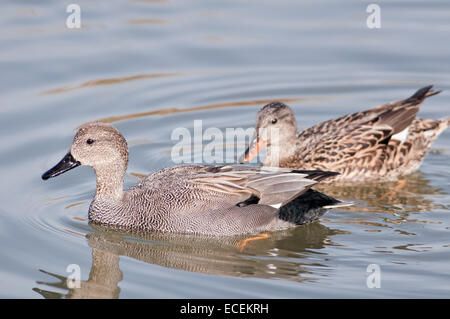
42,122,346,235
244,86,449,182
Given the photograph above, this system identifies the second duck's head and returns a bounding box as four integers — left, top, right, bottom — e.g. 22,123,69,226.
42,122,128,180
242,102,297,163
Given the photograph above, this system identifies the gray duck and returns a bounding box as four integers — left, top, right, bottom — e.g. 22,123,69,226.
42,122,347,235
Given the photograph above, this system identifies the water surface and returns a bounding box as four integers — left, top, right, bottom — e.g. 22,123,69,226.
1,0,450,298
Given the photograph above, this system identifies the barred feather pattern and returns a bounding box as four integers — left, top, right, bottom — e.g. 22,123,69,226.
258,86,448,182
89,165,337,235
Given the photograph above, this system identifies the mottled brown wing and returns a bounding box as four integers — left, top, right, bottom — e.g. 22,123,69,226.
299,85,440,145
309,124,394,174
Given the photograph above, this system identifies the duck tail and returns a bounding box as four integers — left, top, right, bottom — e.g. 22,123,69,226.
405,85,441,105
278,189,352,225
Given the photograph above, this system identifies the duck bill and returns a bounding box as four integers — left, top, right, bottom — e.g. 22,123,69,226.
241,137,268,163
41,152,81,180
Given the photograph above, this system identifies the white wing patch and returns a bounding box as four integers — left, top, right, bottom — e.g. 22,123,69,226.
423,129,435,139
391,127,409,143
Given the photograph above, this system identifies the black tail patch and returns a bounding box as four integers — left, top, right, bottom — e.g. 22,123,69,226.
279,189,340,225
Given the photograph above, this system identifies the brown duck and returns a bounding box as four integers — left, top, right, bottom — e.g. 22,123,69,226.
242,85,449,182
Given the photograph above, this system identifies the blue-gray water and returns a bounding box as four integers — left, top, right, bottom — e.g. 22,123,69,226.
1,0,449,298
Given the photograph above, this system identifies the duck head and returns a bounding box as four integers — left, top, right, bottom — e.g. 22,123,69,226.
42,122,129,181
241,102,297,164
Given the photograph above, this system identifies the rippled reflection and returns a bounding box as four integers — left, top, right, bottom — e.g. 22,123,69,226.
315,172,445,215
33,222,345,298
41,72,181,95
97,97,307,124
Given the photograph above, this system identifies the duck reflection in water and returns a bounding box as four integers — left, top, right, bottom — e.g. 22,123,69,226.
33,221,344,299
314,171,446,215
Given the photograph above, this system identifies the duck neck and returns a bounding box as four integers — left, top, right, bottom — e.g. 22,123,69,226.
93,162,126,202
264,134,298,167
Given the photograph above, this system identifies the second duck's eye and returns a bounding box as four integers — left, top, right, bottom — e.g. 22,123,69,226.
271,118,278,124
86,138,94,145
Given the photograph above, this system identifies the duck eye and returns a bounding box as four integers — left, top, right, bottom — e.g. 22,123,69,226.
86,138,94,145
271,118,278,124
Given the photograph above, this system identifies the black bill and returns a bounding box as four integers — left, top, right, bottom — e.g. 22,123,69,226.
41,152,81,180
